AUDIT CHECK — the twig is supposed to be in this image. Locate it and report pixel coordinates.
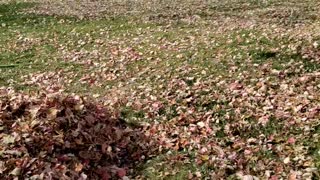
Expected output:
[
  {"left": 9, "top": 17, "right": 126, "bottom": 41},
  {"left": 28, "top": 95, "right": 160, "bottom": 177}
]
[{"left": 0, "top": 64, "right": 19, "bottom": 68}]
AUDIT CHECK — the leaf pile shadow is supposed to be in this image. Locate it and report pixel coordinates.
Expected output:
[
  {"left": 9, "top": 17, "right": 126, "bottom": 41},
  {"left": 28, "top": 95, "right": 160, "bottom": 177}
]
[{"left": 0, "top": 89, "right": 155, "bottom": 179}]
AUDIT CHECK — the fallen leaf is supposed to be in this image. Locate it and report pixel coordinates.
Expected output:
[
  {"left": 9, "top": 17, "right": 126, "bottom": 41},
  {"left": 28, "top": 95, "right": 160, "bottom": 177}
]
[
  {"left": 75, "top": 163, "right": 83, "bottom": 172},
  {"left": 117, "top": 168, "right": 126, "bottom": 178},
  {"left": 284, "top": 157, "right": 290, "bottom": 164},
  {"left": 2, "top": 135, "right": 15, "bottom": 144},
  {"left": 242, "top": 175, "right": 259, "bottom": 180},
  {"left": 9, "top": 167, "right": 21, "bottom": 176},
  {"left": 287, "top": 137, "right": 295, "bottom": 144},
  {"left": 288, "top": 172, "right": 297, "bottom": 180},
  {"left": 196, "top": 121, "right": 205, "bottom": 128}
]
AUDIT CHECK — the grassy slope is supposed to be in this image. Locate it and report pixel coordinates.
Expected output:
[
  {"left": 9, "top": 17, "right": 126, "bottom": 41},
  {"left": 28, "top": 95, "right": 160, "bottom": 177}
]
[{"left": 0, "top": 0, "right": 320, "bottom": 179}]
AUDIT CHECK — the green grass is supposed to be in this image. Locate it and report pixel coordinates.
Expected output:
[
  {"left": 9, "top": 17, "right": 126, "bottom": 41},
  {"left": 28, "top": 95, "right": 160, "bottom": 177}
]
[
  {"left": 1, "top": 0, "right": 320, "bottom": 179},
  {"left": 0, "top": 1, "right": 154, "bottom": 90},
  {"left": 140, "top": 152, "right": 211, "bottom": 179}
]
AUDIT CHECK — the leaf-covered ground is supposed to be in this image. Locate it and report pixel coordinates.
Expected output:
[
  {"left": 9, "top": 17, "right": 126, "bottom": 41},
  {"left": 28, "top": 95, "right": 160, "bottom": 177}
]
[{"left": 0, "top": 0, "right": 320, "bottom": 179}]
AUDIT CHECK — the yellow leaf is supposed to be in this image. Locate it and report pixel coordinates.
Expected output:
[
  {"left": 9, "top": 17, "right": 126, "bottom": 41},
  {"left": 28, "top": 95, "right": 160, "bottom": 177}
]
[
  {"left": 75, "top": 163, "right": 83, "bottom": 172},
  {"left": 48, "top": 108, "right": 58, "bottom": 120},
  {"left": 201, "top": 155, "right": 209, "bottom": 161}
]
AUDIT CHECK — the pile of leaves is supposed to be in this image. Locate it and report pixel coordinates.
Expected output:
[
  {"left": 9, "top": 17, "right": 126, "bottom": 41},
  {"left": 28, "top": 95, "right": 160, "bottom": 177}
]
[{"left": 0, "top": 89, "right": 153, "bottom": 179}]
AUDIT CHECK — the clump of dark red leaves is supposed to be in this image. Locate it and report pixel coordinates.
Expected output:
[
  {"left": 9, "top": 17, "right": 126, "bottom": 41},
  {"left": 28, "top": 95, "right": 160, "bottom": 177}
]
[{"left": 0, "top": 89, "right": 153, "bottom": 179}]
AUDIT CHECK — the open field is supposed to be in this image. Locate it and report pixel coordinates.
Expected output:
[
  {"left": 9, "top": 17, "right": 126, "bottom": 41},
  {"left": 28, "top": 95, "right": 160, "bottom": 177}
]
[{"left": 0, "top": 0, "right": 320, "bottom": 179}]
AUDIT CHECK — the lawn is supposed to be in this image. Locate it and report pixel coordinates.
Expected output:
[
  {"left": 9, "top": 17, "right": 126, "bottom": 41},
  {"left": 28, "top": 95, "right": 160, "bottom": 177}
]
[{"left": 0, "top": 0, "right": 320, "bottom": 179}]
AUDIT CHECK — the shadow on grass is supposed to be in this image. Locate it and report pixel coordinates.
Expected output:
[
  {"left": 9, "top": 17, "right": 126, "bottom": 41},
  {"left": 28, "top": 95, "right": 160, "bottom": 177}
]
[
  {"left": 0, "top": 1, "right": 77, "bottom": 27},
  {"left": 250, "top": 49, "right": 320, "bottom": 72},
  {"left": 0, "top": 2, "right": 41, "bottom": 25}
]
